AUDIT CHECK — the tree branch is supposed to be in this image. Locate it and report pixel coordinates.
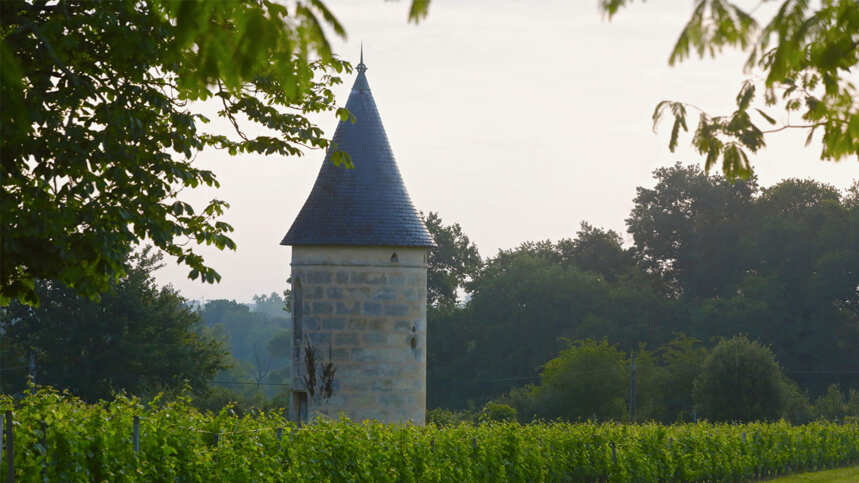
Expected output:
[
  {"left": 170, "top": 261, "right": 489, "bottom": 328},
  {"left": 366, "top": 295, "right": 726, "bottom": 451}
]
[{"left": 761, "top": 123, "right": 826, "bottom": 134}]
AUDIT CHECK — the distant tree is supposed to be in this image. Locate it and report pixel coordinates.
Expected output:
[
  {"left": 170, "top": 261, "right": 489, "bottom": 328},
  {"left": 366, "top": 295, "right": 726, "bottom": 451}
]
[
  {"left": 423, "top": 212, "right": 482, "bottom": 307},
  {"left": 199, "top": 298, "right": 291, "bottom": 395},
  {"left": 0, "top": 0, "right": 351, "bottom": 305},
  {"left": 425, "top": 407, "right": 476, "bottom": 426},
  {"left": 267, "top": 331, "right": 293, "bottom": 361},
  {"left": 496, "top": 336, "right": 714, "bottom": 424},
  {"left": 627, "top": 163, "right": 758, "bottom": 298},
  {"left": 600, "top": 0, "right": 859, "bottom": 177},
  {"left": 0, "top": 248, "right": 229, "bottom": 401},
  {"left": 781, "top": 379, "right": 815, "bottom": 424},
  {"left": 693, "top": 335, "right": 789, "bottom": 422},
  {"left": 477, "top": 402, "right": 517, "bottom": 423},
  {"left": 450, "top": 255, "right": 607, "bottom": 407},
  {"left": 653, "top": 335, "right": 709, "bottom": 422},
  {"left": 252, "top": 292, "right": 290, "bottom": 320},
  {"left": 265, "top": 330, "right": 293, "bottom": 388},
  {"left": 849, "top": 389, "right": 859, "bottom": 419},
  {"left": 0, "top": 331, "right": 26, "bottom": 394},
  {"left": 562, "top": 222, "right": 637, "bottom": 282},
  {"left": 191, "top": 385, "right": 292, "bottom": 416},
  {"left": 686, "top": 177, "right": 859, "bottom": 394},
  {"left": 428, "top": 234, "right": 674, "bottom": 410},
  {"left": 531, "top": 339, "right": 628, "bottom": 421},
  {"left": 813, "top": 384, "right": 849, "bottom": 422}
]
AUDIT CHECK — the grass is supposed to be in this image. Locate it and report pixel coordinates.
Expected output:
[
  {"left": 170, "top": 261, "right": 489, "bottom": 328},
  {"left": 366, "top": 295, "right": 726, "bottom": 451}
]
[{"left": 765, "top": 465, "right": 859, "bottom": 482}]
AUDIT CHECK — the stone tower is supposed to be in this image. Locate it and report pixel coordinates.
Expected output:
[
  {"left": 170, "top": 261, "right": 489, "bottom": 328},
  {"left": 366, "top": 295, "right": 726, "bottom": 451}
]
[{"left": 281, "top": 54, "right": 434, "bottom": 424}]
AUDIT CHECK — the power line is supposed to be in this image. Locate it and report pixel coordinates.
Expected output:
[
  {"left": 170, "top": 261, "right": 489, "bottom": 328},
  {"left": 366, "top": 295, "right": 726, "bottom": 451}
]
[
  {"left": 787, "top": 370, "right": 859, "bottom": 375},
  {"left": 211, "top": 380, "right": 291, "bottom": 387},
  {"left": 0, "top": 365, "right": 26, "bottom": 373}
]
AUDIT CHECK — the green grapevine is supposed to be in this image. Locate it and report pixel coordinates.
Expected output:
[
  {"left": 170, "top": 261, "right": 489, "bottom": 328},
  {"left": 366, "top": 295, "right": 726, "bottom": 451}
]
[{"left": 1, "top": 388, "right": 857, "bottom": 481}]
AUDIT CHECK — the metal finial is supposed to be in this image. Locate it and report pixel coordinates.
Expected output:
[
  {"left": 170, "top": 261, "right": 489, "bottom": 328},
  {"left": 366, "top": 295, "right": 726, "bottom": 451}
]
[{"left": 357, "top": 43, "right": 367, "bottom": 73}]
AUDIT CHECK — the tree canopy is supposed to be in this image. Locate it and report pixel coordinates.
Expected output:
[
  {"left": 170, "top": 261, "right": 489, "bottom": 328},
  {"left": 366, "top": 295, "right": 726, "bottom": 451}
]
[
  {"left": 423, "top": 211, "right": 482, "bottom": 307},
  {"left": 0, "top": 248, "right": 228, "bottom": 401},
  {"left": 600, "top": 0, "right": 859, "bottom": 177},
  {"left": 692, "top": 335, "right": 789, "bottom": 422},
  {"left": 531, "top": 339, "right": 629, "bottom": 421},
  {"left": 0, "top": 0, "right": 351, "bottom": 305},
  {"left": 198, "top": 297, "right": 291, "bottom": 392},
  {"left": 428, "top": 166, "right": 858, "bottom": 412}
]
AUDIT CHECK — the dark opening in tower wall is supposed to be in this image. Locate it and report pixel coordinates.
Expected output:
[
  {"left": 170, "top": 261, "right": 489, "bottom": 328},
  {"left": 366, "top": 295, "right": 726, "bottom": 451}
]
[
  {"left": 293, "top": 277, "right": 303, "bottom": 341},
  {"left": 292, "top": 390, "right": 308, "bottom": 424}
]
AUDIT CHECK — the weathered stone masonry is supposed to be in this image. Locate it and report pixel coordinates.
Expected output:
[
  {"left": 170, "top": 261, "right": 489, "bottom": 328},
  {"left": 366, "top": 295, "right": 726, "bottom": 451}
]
[{"left": 291, "top": 246, "right": 427, "bottom": 424}]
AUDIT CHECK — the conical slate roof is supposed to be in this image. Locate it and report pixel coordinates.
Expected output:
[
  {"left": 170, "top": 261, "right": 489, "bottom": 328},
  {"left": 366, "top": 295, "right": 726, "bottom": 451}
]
[{"left": 281, "top": 56, "right": 434, "bottom": 248}]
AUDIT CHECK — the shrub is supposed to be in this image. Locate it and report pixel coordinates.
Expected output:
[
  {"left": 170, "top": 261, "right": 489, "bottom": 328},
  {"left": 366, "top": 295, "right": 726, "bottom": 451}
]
[
  {"left": 692, "top": 335, "right": 788, "bottom": 422},
  {"left": 426, "top": 408, "right": 474, "bottom": 426},
  {"left": 478, "top": 402, "right": 517, "bottom": 423},
  {"left": 813, "top": 384, "right": 849, "bottom": 421},
  {"left": 531, "top": 339, "right": 628, "bottom": 421}
]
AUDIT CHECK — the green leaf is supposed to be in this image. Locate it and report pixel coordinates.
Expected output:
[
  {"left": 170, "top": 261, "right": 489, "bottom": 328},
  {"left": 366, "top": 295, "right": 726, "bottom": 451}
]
[
  {"left": 755, "top": 108, "right": 777, "bottom": 125},
  {"left": 652, "top": 100, "right": 671, "bottom": 131},
  {"left": 736, "top": 81, "right": 755, "bottom": 110},
  {"left": 805, "top": 126, "right": 817, "bottom": 147},
  {"left": 408, "top": 0, "right": 431, "bottom": 23}
]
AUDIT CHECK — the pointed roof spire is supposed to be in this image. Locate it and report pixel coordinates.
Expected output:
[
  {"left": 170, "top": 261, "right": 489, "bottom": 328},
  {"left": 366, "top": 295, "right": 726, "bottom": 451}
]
[
  {"left": 357, "top": 42, "right": 367, "bottom": 73},
  {"left": 281, "top": 53, "right": 434, "bottom": 248}
]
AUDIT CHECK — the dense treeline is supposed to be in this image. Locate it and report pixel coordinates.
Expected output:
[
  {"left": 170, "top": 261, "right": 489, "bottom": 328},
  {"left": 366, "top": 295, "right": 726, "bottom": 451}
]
[
  {"left": 428, "top": 164, "right": 859, "bottom": 419},
  {"left": 0, "top": 249, "right": 229, "bottom": 400},
  {"left": 0, "top": 249, "right": 292, "bottom": 410},
  {"left": 196, "top": 295, "right": 293, "bottom": 406}
]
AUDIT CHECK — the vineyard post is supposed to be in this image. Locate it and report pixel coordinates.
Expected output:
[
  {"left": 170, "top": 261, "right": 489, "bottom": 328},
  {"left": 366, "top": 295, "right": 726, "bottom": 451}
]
[
  {"left": 132, "top": 416, "right": 140, "bottom": 455},
  {"left": 39, "top": 421, "right": 45, "bottom": 479},
  {"left": 4, "top": 410, "right": 12, "bottom": 483},
  {"left": 27, "top": 353, "right": 34, "bottom": 384},
  {"left": 276, "top": 428, "right": 282, "bottom": 443},
  {"left": 610, "top": 441, "right": 617, "bottom": 465},
  {"left": 629, "top": 354, "right": 636, "bottom": 423}
]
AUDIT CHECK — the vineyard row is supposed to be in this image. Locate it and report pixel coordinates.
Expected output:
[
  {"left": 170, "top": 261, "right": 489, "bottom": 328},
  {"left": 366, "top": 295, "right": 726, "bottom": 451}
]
[{"left": 1, "top": 389, "right": 858, "bottom": 482}]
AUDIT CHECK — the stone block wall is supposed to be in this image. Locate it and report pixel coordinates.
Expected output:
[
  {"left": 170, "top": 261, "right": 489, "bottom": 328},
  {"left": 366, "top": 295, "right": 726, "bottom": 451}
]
[{"left": 290, "top": 246, "right": 427, "bottom": 424}]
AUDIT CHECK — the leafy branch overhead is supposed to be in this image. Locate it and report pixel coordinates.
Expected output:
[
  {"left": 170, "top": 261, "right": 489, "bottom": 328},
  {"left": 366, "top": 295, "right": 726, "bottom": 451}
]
[
  {"left": 603, "top": 0, "right": 859, "bottom": 177},
  {"left": 0, "top": 0, "right": 352, "bottom": 305}
]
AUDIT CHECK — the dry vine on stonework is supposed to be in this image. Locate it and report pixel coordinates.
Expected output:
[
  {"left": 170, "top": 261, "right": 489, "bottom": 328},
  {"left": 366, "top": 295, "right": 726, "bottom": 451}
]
[{"left": 302, "top": 338, "right": 336, "bottom": 401}]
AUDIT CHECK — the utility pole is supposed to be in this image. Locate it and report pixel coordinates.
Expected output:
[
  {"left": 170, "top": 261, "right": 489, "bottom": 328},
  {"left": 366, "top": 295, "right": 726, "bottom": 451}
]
[
  {"left": 629, "top": 353, "right": 637, "bottom": 423},
  {"left": 28, "top": 350, "right": 35, "bottom": 384}
]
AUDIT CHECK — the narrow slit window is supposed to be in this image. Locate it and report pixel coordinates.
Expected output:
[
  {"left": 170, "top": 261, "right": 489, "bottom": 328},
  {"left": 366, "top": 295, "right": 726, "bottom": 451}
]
[{"left": 293, "top": 278, "right": 303, "bottom": 341}]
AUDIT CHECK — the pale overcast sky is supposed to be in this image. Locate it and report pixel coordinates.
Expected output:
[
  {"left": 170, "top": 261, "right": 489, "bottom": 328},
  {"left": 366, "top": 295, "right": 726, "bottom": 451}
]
[{"left": 155, "top": 0, "right": 858, "bottom": 303}]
